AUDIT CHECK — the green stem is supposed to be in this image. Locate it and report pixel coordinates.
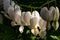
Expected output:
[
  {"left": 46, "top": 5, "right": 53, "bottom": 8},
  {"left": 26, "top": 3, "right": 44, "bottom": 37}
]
[
  {"left": 18, "top": 0, "right": 55, "bottom": 9},
  {"left": 48, "top": 0, "right": 49, "bottom": 8},
  {"left": 31, "top": 8, "right": 32, "bottom": 13},
  {"left": 55, "top": 0, "right": 56, "bottom": 7},
  {"left": 46, "top": 21, "right": 51, "bottom": 30}
]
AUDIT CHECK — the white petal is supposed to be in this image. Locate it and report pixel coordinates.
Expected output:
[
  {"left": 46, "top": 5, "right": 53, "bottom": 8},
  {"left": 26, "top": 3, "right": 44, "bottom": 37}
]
[
  {"left": 3, "top": 0, "right": 10, "bottom": 12},
  {"left": 19, "top": 26, "right": 24, "bottom": 33},
  {"left": 55, "top": 7, "right": 59, "bottom": 21},
  {"left": 49, "top": 6, "right": 55, "bottom": 21},
  {"left": 40, "top": 7, "right": 52, "bottom": 21},
  {"left": 39, "top": 18, "right": 47, "bottom": 30},
  {"left": 39, "top": 30, "right": 46, "bottom": 38},
  {"left": 11, "top": 21, "right": 17, "bottom": 26},
  {"left": 31, "top": 29, "right": 34, "bottom": 34},
  {"left": 30, "top": 17, "right": 38, "bottom": 29},
  {"left": 15, "top": 5, "right": 20, "bottom": 10},
  {"left": 7, "top": 6, "right": 14, "bottom": 19},
  {"left": 10, "top": 1, "right": 15, "bottom": 7},
  {"left": 23, "top": 11, "right": 31, "bottom": 25},
  {"left": 32, "top": 10, "right": 41, "bottom": 19},
  {"left": 15, "top": 5, "right": 21, "bottom": 16},
  {"left": 21, "top": 12, "right": 26, "bottom": 25},
  {"left": 31, "top": 28, "right": 39, "bottom": 36},
  {"left": 40, "top": 7, "right": 48, "bottom": 21},
  {"left": 14, "top": 14, "right": 21, "bottom": 25}
]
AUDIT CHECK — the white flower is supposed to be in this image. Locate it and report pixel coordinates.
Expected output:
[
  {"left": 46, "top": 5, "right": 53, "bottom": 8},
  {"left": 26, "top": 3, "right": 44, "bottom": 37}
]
[
  {"left": 14, "top": 5, "right": 21, "bottom": 25},
  {"left": 19, "top": 26, "right": 24, "bottom": 33},
  {"left": 31, "top": 28, "right": 39, "bottom": 36},
  {"left": 23, "top": 11, "right": 31, "bottom": 25},
  {"left": 15, "top": 5, "right": 21, "bottom": 16},
  {"left": 21, "top": 11, "right": 31, "bottom": 26},
  {"left": 39, "top": 17, "right": 47, "bottom": 38},
  {"left": 30, "top": 17, "right": 39, "bottom": 29},
  {"left": 30, "top": 11, "right": 41, "bottom": 35},
  {"left": 40, "top": 7, "right": 55, "bottom": 30},
  {"left": 3, "top": 0, "right": 10, "bottom": 12},
  {"left": 10, "top": 1, "right": 15, "bottom": 7},
  {"left": 21, "top": 11, "right": 26, "bottom": 25},
  {"left": 7, "top": 6, "right": 15, "bottom": 19},
  {"left": 50, "top": 7, "right": 59, "bottom": 31},
  {"left": 3, "top": 0, "right": 15, "bottom": 20},
  {"left": 30, "top": 11, "right": 41, "bottom": 28},
  {"left": 53, "top": 7, "right": 59, "bottom": 21},
  {"left": 32, "top": 10, "right": 41, "bottom": 19},
  {"left": 39, "top": 18, "right": 47, "bottom": 31},
  {"left": 40, "top": 7, "right": 53, "bottom": 21}
]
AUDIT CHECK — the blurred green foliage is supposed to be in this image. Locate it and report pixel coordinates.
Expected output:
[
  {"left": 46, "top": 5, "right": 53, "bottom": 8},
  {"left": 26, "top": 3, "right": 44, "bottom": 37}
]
[{"left": 0, "top": 0, "right": 60, "bottom": 40}]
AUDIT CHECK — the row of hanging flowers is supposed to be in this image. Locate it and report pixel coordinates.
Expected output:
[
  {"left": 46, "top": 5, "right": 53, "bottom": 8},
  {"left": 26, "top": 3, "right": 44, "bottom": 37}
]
[{"left": 1, "top": 0, "right": 59, "bottom": 38}]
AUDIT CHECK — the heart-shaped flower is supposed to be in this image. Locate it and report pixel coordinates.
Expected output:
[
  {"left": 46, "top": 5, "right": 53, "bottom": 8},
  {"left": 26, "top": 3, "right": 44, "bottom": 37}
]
[
  {"left": 40, "top": 7, "right": 54, "bottom": 21},
  {"left": 40, "top": 7, "right": 57, "bottom": 30},
  {"left": 52, "top": 7, "right": 59, "bottom": 30},
  {"left": 30, "top": 11, "right": 41, "bottom": 35},
  {"left": 23, "top": 11, "right": 31, "bottom": 26},
  {"left": 11, "top": 5, "right": 21, "bottom": 26}
]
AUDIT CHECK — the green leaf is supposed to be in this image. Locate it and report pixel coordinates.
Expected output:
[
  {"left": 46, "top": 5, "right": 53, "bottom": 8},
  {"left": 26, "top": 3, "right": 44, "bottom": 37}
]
[
  {"left": 26, "top": 30, "right": 30, "bottom": 34},
  {"left": 50, "top": 35, "right": 59, "bottom": 40}
]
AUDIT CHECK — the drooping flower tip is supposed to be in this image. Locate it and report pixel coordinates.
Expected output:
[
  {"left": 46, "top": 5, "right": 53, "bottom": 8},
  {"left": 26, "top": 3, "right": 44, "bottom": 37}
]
[{"left": 19, "top": 26, "right": 24, "bottom": 33}]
